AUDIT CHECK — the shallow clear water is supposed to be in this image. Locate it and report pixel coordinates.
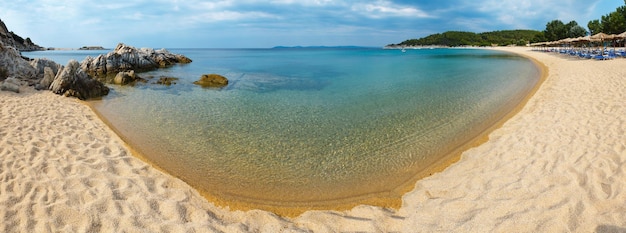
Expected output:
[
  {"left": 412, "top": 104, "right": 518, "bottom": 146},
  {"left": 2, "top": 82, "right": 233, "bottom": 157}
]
[{"left": 25, "top": 48, "right": 540, "bottom": 207}]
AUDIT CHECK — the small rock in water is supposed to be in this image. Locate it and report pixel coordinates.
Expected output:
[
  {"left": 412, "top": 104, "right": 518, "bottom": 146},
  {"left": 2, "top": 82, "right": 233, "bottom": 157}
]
[
  {"left": 154, "top": 76, "right": 179, "bottom": 86},
  {"left": 193, "top": 74, "right": 228, "bottom": 88},
  {"left": 113, "top": 70, "right": 137, "bottom": 85}
]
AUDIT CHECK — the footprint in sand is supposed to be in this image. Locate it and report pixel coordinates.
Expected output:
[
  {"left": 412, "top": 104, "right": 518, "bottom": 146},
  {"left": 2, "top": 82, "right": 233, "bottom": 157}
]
[{"left": 31, "top": 140, "right": 46, "bottom": 148}]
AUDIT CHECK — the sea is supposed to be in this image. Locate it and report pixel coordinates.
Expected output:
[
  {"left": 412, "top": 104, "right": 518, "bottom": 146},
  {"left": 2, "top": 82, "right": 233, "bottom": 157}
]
[{"left": 23, "top": 47, "right": 540, "bottom": 210}]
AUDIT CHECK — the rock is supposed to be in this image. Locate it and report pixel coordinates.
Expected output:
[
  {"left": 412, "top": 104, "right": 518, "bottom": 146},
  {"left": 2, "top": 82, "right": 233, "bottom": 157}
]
[
  {"left": 113, "top": 70, "right": 137, "bottom": 85},
  {"left": 80, "top": 43, "right": 192, "bottom": 76},
  {"left": 36, "top": 67, "right": 56, "bottom": 90},
  {"left": 30, "top": 58, "right": 62, "bottom": 78},
  {"left": 30, "top": 58, "right": 63, "bottom": 88},
  {"left": 50, "top": 59, "right": 109, "bottom": 100},
  {"left": 0, "top": 41, "right": 38, "bottom": 82},
  {"left": 1, "top": 77, "right": 21, "bottom": 93},
  {"left": 154, "top": 76, "right": 178, "bottom": 86},
  {"left": 0, "top": 18, "right": 43, "bottom": 51},
  {"left": 193, "top": 74, "right": 228, "bottom": 88}
]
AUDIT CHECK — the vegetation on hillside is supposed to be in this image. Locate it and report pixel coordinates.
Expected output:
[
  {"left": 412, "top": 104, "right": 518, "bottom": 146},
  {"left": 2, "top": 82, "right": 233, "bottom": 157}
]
[
  {"left": 390, "top": 1, "right": 626, "bottom": 47},
  {"left": 391, "top": 30, "right": 544, "bottom": 47}
]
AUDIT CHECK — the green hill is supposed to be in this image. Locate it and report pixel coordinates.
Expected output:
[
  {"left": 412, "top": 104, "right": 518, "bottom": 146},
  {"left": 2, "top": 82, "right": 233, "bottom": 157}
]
[{"left": 390, "top": 30, "right": 545, "bottom": 47}]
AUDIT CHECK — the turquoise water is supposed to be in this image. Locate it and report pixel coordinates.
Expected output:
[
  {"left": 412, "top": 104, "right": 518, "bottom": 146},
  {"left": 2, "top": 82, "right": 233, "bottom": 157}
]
[{"left": 24, "top": 48, "right": 540, "bottom": 207}]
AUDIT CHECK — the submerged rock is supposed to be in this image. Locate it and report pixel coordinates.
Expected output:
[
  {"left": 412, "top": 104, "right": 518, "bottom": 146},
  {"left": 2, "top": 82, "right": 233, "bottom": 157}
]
[
  {"left": 194, "top": 74, "right": 228, "bottom": 88},
  {"left": 50, "top": 60, "right": 109, "bottom": 100},
  {"left": 154, "top": 76, "right": 179, "bottom": 86},
  {"left": 80, "top": 43, "right": 192, "bottom": 76}
]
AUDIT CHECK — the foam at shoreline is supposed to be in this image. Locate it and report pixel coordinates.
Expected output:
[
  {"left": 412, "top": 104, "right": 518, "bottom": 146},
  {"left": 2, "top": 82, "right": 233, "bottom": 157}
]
[{"left": 1, "top": 47, "right": 624, "bottom": 232}]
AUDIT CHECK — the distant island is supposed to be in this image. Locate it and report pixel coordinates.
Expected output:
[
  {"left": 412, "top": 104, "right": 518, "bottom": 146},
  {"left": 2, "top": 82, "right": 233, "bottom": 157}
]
[{"left": 79, "top": 46, "right": 107, "bottom": 50}]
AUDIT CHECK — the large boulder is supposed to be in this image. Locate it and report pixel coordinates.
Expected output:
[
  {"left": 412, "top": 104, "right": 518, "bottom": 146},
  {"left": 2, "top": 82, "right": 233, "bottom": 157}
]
[
  {"left": 50, "top": 59, "right": 109, "bottom": 100},
  {"left": 193, "top": 74, "right": 228, "bottom": 88},
  {"left": 80, "top": 43, "right": 192, "bottom": 76}
]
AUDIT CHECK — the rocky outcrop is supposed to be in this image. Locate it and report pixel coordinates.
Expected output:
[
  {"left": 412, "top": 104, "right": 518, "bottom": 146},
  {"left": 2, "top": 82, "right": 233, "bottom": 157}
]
[
  {"left": 30, "top": 58, "right": 63, "bottom": 88},
  {"left": 193, "top": 74, "right": 229, "bottom": 88},
  {"left": 50, "top": 60, "right": 109, "bottom": 100},
  {"left": 0, "top": 41, "right": 37, "bottom": 83},
  {"left": 0, "top": 19, "right": 43, "bottom": 51},
  {"left": 30, "top": 58, "right": 62, "bottom": 77},
  {"left": 80, "top": 43, "right": 192, "bottom": 76},
  {"left": 0, "top": 21, "right": 108, "bottom": 99}
]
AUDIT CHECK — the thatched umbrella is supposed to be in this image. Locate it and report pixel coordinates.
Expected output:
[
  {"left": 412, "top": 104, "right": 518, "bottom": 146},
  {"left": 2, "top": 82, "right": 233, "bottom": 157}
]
[
  {"left": 616, "top": 31, "right": 626, "bottom": 53},
  {"left": 590, "top": 33, "right": 616, "bottom": 54}
]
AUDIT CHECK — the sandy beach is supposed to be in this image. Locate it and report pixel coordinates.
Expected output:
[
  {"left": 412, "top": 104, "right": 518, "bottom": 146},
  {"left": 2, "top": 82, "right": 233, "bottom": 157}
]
[{"left": 1, "top": 47, "right": 624, "bottom": 232}]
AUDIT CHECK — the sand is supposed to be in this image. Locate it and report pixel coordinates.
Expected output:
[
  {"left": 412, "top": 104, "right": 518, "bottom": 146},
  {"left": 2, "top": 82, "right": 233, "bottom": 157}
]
[{"left": 1, "top": 47, "right": 624, "bottom": 232}]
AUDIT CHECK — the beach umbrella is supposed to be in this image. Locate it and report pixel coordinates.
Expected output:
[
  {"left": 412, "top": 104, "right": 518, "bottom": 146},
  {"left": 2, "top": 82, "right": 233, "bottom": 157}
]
[
  {"left": 591, "top": 32, "right": 615, "bottom": 41},
  {"left": 615, "top": 32, "right": 626, "bottom": 49},
  {"left": 590, "top": 33, "right": 614, "bottom": 54}
]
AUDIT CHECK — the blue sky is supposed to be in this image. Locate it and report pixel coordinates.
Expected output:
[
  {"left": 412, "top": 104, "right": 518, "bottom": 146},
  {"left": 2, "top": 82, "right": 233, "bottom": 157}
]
[{"left": 1, "top": 0, "right": 623, "bottom": 48}]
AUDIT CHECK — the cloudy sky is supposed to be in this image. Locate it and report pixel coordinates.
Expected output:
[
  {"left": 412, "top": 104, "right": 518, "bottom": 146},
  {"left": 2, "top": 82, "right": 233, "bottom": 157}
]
[{"left": 1, "top": 0, "right": 623, "bottom": 48}]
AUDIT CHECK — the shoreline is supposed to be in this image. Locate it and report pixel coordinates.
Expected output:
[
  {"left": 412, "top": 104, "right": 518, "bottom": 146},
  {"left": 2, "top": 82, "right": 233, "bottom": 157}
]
[
  {"left": 1, "top": 47, "right": 624, "bottom": 232},
  {"left": 84, "top": 48, "right": 544, "bottom": 217}
]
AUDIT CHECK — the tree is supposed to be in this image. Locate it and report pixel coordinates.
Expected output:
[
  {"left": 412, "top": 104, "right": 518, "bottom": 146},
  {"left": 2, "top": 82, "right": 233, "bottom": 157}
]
[
  {"left": 601, "top": 10, "right": 626, "bottom": 34},
  {"left": 563, "top": 21, "right": 587, "bottom": 38},
  {"left": 568, "top": 25, "right": 587, "bottom": 38},
  {"left": 588, "top": 19, "right": 603, "bottom": 35},
  {"left": 565, "top": 20, "right": 579, "bottom": 30},
  {"left": 544, "top": 20, "right": 567, "bottom": 41}
]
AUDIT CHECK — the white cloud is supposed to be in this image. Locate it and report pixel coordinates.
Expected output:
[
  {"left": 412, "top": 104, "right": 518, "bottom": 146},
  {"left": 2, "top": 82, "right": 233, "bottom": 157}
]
[
  {"left": 1, "top": 0, "right": 621, "bottom": 48},
  {"left": 352, "top": 0, "right": 432, "bottom": 19},
  {"left": 470, "top": 0, "right": 603, "bottom": 29}
]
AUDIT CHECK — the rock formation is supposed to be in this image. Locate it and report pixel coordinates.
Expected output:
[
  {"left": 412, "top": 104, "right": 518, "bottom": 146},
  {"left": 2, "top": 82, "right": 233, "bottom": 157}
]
[
  {"left": 193, "top": 74, "right": 229, "bottom": 88},
  {"left": 49, "top": 60, "right": 109, "bottom": 100},
  {"left": 30, "top": 58, "right": 63, "bottom": 88},
  {"left": 0, "top": 19, "right": 43, "bottom": 51},
  {"left": 0, "top": 41, "right": 37, "bottom": 82},
  {"left": 80, "top": 43, "right": 192, "bottom": 76},
  {"left": 0, "top": 20, "right": 109, "bottom": 100}
]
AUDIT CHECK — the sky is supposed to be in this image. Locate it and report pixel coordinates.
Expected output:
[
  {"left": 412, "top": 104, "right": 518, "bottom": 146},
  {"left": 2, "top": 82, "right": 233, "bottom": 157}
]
[{"left": 1, "top": 0, "right": 624, "bottom": 48}]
